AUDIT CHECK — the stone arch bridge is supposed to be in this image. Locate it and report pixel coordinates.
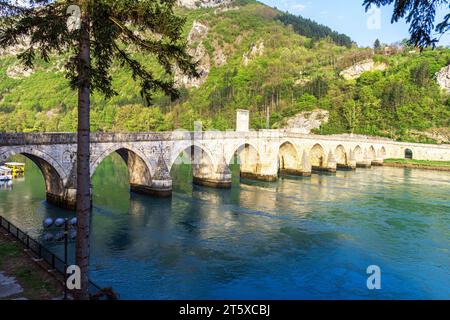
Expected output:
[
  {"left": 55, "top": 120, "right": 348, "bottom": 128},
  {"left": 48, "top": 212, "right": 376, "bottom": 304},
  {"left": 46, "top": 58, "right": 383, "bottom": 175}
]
[{"left": 1, "top": 130, "right": 449, "bottom": 210}]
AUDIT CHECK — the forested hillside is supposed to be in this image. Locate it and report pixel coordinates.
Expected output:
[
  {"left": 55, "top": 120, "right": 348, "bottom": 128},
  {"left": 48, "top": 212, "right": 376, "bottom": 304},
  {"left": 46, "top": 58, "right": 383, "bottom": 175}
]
[{"left": 0, "top": 0, "right": 449, "bottom": 143}]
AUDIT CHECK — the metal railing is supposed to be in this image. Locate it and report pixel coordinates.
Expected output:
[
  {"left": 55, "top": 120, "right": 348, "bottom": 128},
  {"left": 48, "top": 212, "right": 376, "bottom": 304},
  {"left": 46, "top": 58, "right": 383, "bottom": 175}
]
[{"left": 0, "top": 215, "right": 103, "bottom": 297}]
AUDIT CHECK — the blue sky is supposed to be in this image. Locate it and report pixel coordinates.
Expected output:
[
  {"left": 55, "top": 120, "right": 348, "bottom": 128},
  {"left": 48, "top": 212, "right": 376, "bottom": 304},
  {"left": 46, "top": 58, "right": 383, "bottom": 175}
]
[{"left": 259, "top": 0, "right": 450, "bottom": 47}]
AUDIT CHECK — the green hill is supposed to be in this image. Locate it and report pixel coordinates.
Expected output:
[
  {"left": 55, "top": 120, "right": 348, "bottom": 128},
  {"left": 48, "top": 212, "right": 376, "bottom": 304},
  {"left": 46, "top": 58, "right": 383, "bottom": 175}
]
[{"left": 0, "top": 0, "right": 449, "bottom": 143}]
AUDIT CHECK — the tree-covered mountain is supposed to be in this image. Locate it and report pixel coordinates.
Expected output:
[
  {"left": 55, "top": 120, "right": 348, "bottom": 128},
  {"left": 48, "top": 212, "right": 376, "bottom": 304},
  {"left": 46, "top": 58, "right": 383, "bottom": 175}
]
[
  {"left": 0, "top": 0, "right": 449, "bottom": 143},
  {"left": 276, "top": 12, "right": 353, "bottom": 48}
]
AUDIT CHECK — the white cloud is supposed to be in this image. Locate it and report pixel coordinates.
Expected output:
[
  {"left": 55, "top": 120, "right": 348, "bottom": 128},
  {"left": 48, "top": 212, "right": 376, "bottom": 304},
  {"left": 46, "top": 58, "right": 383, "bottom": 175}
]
[{"left": 291, "top": 4, "right": 306, "bottom": 12}]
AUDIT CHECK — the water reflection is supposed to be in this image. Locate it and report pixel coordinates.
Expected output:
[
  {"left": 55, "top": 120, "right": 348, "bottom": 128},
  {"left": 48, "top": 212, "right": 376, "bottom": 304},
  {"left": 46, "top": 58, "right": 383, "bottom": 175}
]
[{"left": 0, "top": 154, "right": 449, "bottom": 299}]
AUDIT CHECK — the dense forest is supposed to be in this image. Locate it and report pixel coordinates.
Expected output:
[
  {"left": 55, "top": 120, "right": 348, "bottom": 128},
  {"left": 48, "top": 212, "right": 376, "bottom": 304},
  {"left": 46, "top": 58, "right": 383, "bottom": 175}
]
[
  {"left": 0, "top": 0, "right": 449, "bottom": 143},
  {"left": 276, "top": 12, "right": 353, "bottom": 48}
]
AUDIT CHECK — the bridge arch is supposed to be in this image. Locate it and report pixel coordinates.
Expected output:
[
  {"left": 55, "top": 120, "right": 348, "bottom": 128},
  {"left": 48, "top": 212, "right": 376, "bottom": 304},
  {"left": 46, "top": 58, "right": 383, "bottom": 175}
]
[
  {"left": 405, "top": 148, "right": 413, "bottom": 159},
  {"left": 0, "top": 147, "right": 66, "bottom": 204},
  {"left": 278, "top": 141, "right": 301, "bottom": 175},
  {"left": 310, "top": 144, "right": 326, "bottom": 169},
  {"left": 169, "top": 141, "right": 216, "bottom": 173},
  {"left": 353, "top": 146, "right": 363, "bottom": 162},
  {"left": 380, "top": 146, "right": 387, "bottom": 158},
  {"left": 335, "top": 145, "right": 348, "bottom": 166},
  {"left": 170, "top": 144, "right": 216, "bottom": 178},
  {"left": 229, "top": 143, "right": 262, "bottom": 179},
  {"left": 368, "top": 146, "right": 376, "bottom": 161},
  {"left": 90, "top": 145, "right": 153, "bottom": 188}
]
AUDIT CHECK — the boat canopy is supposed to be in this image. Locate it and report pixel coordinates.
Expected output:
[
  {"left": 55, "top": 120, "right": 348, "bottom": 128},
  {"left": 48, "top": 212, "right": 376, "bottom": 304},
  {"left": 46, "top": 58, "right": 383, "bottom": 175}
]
[
  {"left": 0, "top": 166, "right": 12, "bottom": 173},
  {"left": 5, "top": 162, "right": 25, "bottom": 167}
]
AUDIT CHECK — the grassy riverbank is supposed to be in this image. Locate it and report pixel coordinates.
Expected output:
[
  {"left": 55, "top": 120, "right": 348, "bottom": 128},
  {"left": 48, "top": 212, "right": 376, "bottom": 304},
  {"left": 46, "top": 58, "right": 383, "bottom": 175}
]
[
  {"left": 0, "top": 232, "right": 63, "bottom": 300},
  {"left": 383, "top": 159, "right": 450, "bottom": 171}
]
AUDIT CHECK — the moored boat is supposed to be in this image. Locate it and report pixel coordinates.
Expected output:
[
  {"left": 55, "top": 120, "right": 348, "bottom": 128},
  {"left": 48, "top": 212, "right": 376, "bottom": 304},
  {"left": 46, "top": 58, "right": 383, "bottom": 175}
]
[
  {"left": 0, "top": 166, "right": 13, "bottom": 181},
  {"left": 4, "top": 162, "right": 25, "bottom": 177}
]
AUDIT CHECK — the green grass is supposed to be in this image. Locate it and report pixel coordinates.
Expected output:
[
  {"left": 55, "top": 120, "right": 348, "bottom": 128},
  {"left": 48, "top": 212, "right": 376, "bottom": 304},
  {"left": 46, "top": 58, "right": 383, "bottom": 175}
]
[
  {"left": 15, "top": 267, "right": 56, "bottom": 294},
  {"left": 0, "top": 235, "right": 61, "bottom": 299},
  {"left": 384, "top": 158, "right": 450, "bottom": 167},
  {"left": 0, "top": 242, "right": 21, "bottom": 267}
]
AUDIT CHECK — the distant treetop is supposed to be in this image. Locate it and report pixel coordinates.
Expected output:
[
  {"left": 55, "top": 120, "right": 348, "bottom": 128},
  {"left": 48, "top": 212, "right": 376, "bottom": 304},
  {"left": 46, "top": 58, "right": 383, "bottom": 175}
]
[{"left": 276, "top": 12, "right": 354, "bottom": 48}]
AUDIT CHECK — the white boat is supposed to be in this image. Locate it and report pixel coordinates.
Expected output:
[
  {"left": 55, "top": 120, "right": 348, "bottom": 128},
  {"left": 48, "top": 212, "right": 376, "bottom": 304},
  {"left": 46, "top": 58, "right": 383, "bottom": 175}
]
[{"left": 0, "top": 166, "right": 13, "bottom": 181}]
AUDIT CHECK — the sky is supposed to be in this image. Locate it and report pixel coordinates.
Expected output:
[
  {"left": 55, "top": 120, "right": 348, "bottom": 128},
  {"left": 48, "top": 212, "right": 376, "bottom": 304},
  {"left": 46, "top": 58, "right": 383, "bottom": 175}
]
[{"left": 260, "top": 0, "right": 450, "bottom": 47}]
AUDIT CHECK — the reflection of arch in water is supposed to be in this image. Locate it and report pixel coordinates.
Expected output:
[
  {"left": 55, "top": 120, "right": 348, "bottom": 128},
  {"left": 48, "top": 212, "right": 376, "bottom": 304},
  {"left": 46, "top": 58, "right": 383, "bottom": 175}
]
[
  {"left": 310, "top": 144, "right": 326, "bottom": 170},
  {"left": 278, "top": 141, "right": 301, "bottom": 175},
  {"left": 405, "top": 148, "right": 413, "bottom": 159}
]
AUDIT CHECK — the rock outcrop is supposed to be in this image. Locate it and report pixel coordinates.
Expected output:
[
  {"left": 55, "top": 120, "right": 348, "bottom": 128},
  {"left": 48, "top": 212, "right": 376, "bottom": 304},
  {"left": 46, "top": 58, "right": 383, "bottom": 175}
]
[
  {"left": 187, "top": 20, "right": 209, "bottom": 43},
  {"left": 213, "top": 44, "right": 227, "bottom": 67},
  {"left": 0, "top": 36, "right": 31, "bottom": 56},
  {"left": 6, "top": 64, "right": 34, "bottom": 79},
  {"left": 175, "top": 21, "right": 210, "bottom": 88},
  {"left": 177, "top": 0, "right": 232, "bottom": 9},
  {"left": 280, "top": 109, "right": 329, "bottom": 134},
  {"left": 243, "top": 41, "right": 264, "bottom": 66},
  {"left": 340, "top": 59, "right": 387, "bottom": 80},
  {"left": 436, "top": 65, "right": 450, "bottom": 92}
]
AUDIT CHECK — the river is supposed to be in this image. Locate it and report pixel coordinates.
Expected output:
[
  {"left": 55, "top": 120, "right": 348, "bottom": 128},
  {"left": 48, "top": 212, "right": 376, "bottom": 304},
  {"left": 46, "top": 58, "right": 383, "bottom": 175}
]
[{"left": 0, "top": 154, "right": 449, "bottom": 299}]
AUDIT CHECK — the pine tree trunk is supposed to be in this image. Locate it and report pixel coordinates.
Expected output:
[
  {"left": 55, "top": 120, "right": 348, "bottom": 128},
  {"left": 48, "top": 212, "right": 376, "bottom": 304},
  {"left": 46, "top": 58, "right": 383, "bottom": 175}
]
[{"left": 74, "top": 1, "right": 91, "bottom": 300}]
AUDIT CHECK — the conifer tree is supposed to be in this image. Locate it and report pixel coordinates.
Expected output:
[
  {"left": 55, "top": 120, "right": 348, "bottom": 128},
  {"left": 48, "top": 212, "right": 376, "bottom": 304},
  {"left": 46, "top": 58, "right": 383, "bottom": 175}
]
[{"left": 0, "top": 0, "right": 198, "bottom": 299}]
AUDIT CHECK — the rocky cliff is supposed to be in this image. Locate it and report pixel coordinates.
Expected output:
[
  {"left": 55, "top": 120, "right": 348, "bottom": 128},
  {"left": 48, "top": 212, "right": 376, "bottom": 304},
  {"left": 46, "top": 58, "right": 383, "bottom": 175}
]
[
  {"left": 279, "top": 109, "right": 329, "bottom": 134},
  {"left": 436, "top": 65, "right": 450, "bottom": 92},
  {"left": 340, "top": 59, "right": 387, "bottom": 80},
  {"left": 177, "top": 0, "right": 232, "bottom": 9}
]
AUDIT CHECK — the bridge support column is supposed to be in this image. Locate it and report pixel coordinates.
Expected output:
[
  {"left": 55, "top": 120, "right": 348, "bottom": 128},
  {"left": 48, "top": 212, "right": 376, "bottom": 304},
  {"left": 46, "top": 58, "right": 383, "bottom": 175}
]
[
  {"left": 357, "top": 152, "right": 372, "bottom": 168},
  {"left": 348, "top": 150, "right": 357, "bottom": 170},
  {"left": 193, "top": 157, "right": 232, "bottom": 189},
  {"left": 299, "top": 151, "right": 312, "bottom": 176},
  {"left": 130, "top": 180, "right": 172, "bottom": 198},
  {"left": 241, "top": 162, "right": 278, "bottom": 182},
  {"left": 241, "top": 171, "right": 278, "bottom": 182},
  {"left": 128, "top": 153, "right": 172, "bottom": 197},
  {"left": 338, "top": 150, "right": 356, "bottom": 171},
  {"left": 326, "top": 151, "right": 337, "bottom": 173},
  {"left": 241, "top": 155, "right": 278, "bottom": 182},
  {"left": 371, "top": 158, "right": 384, "bottom": 166},
  {"left": 46, "top": 188, "right": 77, "bottom": 211},
  {"left": 279, "top": 151, "right": 312, "bottom": 177}
]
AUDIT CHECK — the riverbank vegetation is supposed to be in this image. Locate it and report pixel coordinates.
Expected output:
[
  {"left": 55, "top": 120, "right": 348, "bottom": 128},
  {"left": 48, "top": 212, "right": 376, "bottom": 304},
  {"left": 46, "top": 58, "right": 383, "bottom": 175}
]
[
  {"left": 384, "top": 158, "right": 450, "bottom": 169},
  {"left": 0, "top": 0, "right": 449, "bottom": 143},
  {"left": 0, "top": 232, "right": 63, "bottom": 299}
]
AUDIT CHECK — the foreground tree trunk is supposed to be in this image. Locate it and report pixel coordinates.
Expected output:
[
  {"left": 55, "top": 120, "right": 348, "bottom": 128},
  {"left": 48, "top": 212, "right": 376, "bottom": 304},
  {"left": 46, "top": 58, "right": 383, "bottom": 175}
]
[{"left": 74, "top": 1, "right": 91, "bottom": 301}]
